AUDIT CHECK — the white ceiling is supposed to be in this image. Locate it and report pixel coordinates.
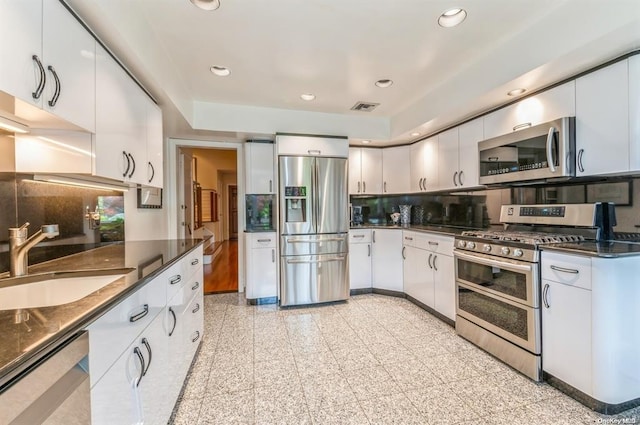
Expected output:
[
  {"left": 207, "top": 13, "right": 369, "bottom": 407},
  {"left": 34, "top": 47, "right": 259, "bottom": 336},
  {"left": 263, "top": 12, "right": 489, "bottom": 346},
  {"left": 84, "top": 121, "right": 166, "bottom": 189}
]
[{"left": 66, "top": 0, "right": 640, "bottom": 145}]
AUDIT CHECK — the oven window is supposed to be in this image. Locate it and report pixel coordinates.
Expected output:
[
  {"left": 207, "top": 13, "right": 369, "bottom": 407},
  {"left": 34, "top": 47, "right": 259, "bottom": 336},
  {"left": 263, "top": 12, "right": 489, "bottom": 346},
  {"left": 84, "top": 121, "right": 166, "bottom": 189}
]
[
  {"left": 457, "top": 258, "right": 528, "bottom": 301},
  {"left": 458, "top": 286, "right": 529, "bottom": 341}
]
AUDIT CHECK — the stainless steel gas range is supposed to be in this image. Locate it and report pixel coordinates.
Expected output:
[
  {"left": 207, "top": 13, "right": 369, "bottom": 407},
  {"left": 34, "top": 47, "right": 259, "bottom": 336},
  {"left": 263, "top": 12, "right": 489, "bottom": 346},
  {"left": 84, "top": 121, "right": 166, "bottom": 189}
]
[{"left": 453, "top": 203, "right": 615, "bottom": 381}]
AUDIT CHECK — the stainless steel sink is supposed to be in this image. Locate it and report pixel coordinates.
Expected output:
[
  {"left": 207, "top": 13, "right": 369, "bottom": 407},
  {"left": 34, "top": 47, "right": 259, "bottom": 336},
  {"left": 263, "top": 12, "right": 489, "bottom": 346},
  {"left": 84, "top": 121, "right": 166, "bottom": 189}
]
[{"left": 0, "top": 268, "right": 134, "bottom": 310}]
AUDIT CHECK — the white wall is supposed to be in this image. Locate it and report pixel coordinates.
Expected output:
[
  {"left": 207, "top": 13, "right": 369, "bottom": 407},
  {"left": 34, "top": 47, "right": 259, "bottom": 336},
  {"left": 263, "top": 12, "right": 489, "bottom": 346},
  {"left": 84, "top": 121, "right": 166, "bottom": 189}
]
[{"left": 124, "top": 188, "right": 169, "bottom": 240}]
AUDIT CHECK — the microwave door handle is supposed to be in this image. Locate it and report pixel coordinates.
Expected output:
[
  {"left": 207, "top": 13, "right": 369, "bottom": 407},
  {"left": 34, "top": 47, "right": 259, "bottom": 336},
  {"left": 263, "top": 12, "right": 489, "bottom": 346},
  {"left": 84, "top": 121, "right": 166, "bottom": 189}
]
[
  {"left": 547, "top": 126, "right": 556, "bottom": 173},
  {"left": 454, "top": 250, "right": 533, "bottom": 273}
]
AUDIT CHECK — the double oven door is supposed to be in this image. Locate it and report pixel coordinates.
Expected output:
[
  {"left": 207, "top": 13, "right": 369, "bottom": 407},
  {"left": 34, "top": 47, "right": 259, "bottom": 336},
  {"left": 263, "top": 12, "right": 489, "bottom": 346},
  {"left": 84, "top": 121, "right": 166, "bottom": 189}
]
[{"left": 454, "top": 249, "right": 541, "bottom": 354}]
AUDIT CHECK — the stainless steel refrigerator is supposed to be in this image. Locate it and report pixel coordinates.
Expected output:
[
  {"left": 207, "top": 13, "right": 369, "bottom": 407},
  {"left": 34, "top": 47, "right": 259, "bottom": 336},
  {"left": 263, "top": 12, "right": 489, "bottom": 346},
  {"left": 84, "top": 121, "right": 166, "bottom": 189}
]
[{"left": 279, "top": 156, "right": 349, "bottom": 306}]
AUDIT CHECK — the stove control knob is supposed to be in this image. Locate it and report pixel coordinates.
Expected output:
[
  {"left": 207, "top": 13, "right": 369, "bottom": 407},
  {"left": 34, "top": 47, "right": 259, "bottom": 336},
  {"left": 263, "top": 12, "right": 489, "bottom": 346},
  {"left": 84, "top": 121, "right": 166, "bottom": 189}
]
[
  {"left": 501, "top": 247, "right": 511, "bottom": 255},
  {"left": 513, "top": 248, "right": 524, "bottom": 258},
  {"left": 466, "top": 241, "right": 476, "bottom": 249},
  {"left": 458, "top": 240, "right": 466, "bottom": 248},
  {"left": 483, "top": 244, "right": 492, "bottom": 252}
]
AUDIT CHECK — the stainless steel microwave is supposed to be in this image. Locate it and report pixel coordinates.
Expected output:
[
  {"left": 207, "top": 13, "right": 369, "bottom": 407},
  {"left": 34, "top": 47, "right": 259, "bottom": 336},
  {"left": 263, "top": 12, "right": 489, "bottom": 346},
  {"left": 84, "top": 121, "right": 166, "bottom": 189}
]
[{"left": 478, "top": 117, "right": 575, "bottom": 185}]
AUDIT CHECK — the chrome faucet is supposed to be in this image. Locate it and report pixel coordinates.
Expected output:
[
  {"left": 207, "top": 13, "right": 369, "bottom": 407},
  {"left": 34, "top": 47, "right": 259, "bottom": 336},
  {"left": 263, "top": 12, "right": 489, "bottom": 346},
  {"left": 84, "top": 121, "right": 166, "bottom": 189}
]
[{"left": 9, "top": 222, "right": 59, "bottom": 277}]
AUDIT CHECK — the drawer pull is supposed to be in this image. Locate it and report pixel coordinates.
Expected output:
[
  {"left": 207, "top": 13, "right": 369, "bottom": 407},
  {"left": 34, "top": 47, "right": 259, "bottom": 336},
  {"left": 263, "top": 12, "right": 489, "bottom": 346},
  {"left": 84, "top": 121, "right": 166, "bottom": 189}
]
[
  {"left": 550, "top": 265, "right": 579, "bottom": 274},
  {"left": 428, "top": 241, "right": 439, "bottom": 246},
  {"left": 353, "top": 235, "right": 365, "bottom": 239},
  {"left": 308, "top": 150, "right": 321, "bottom": 155},
  {"left": 129, "top": 304, "right": 149, "bottom": 323},
  {"left": 191, "top": 258, "right": 199, "bottom": 266},
  {"left": 168, "top": 307, "right": 177, "bottom": 337},
  {"left": 169, "top": 275, "right": 182, "bottom": 285},
  {"left": 141, "top": 338, "right": 152, "bottom": 376},
  {"left": 192, "top": 303, "right": 200, "bottom": 314},
  {"left": 513, "top": 122, "right": 532, "bottom": 132},
  {"left": 404, "top": 237, "right": 413, "bottom": 241},
  {"left": 257, "top": 239, "right": 272, "bottom": 243},
  {"left": 192, "top": 331, "right": 201, "bottom": 343},
  {"left": 192, "top": 281, "right": 200, "bottom": 291},
  {"left": 134, "top": 347, "right": 145, "bottom": 387}
]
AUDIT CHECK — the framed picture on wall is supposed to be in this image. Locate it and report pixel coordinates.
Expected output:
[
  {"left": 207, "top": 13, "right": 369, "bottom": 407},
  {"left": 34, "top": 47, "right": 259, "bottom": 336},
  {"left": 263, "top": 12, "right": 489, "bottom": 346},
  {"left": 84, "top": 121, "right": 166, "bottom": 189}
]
[{"left": 137, "top": 186, "right": 163, "bottom": 209}]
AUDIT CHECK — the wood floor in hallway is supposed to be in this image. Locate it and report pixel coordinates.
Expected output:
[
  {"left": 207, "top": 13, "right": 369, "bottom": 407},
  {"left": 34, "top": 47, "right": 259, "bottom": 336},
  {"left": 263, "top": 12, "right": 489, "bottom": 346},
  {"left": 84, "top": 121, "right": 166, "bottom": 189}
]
[{"left": 203, "top": 240, "right": 238, "bottom": 294}]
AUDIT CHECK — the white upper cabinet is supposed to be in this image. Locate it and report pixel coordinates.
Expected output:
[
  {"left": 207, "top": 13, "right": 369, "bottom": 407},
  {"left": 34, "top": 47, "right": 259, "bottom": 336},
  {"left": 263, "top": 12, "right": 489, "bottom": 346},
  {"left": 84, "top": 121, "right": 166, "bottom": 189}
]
[
  {"left": 484, "top": 81, "right": 575, "bottom": 140},
  {"left": 457, "top": 118, "right": 484, "bottom": 188},
  {"left": 277, "top": 135, "right": 348, "bottom": 157},
  {"left": 382, "top": 145, "right": 410, "bottom": 194},
  {"left": 437, "top": 128, "right": 459, "bottom": 190},
  {"left": 0, "top": 0, "right": 96, "bottom": 132},
  {"left": 94, "top": 44, "right": 147, "bottom": 184},
  {"left": 410, "top": 138, "right": 438, "bottom": 192},
  {"left": 245, "top": 142, "right": 275, "bottom": 194},
  {"left": 145, "top": 99, "right": 163, "bottom": 188},
  {"left": 349, "top": 147, "right": 382, "bottom": 195},
  {"left": 409, "top": 142, "right": 425, "bottom": 192},
  {"left": 42, "top": 0, "right": 95, "bottom": 132},
  {"left": 630, "top": 55, "right": 640, "bottom": 172},
  {"left": 0, "top": 0, "right": 42, "bottom": 108},
  {"left": 575, "top": 60, "right": 629, "bottom": 176}
]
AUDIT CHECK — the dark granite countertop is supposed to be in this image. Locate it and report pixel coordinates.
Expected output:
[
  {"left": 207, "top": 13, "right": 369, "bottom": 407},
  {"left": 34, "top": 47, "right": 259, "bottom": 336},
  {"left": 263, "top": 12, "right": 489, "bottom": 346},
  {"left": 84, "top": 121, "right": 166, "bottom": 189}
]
[
  {"left": 541, "top": 241, "right": 640, "bottom": 258},
  {"left": 0, "top": 239, "right": 203, "bottom": 390},
  {"left": 350, "top": 223, "right": 483, "bottom": 236}
]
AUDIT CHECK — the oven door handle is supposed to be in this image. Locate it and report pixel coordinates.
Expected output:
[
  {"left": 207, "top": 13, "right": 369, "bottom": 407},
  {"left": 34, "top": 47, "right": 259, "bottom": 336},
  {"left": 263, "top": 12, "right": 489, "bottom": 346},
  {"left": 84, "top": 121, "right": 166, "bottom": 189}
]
[{"left": 454, "top": 250, "right": 533, "bottom": 273}]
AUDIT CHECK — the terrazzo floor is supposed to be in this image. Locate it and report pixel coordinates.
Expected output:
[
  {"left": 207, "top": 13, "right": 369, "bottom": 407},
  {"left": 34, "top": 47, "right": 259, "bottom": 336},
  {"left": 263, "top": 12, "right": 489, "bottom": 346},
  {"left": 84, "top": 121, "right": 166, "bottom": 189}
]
[{"left": 170, "top": 293, "right": 639, "bottom": 425}]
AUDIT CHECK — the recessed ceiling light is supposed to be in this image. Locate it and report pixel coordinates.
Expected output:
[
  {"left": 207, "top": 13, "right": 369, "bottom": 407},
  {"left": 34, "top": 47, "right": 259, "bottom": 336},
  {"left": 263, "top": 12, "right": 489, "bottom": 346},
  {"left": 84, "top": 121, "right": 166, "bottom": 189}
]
[
  {"left": 300, "top": 93, "right": 316, "bottom": 101},
  {"left": 190, "top": 0, "right": 220, "bottom": 11},
  {"left": 210, "top": 66, "right": 230, "bottom": 76},
  {"left": 375, "top": 79, "right": 393, "bottom": 88},
  {"left": 361, "top": 140, "right": 371, "bottom": 144},
  {"left": 438, "top": 8, "right": 467, "bottom": 27},
  {"left": 507, "top": 88, "right": 527, "bottom": 96},
  {"left": 410, "top": 132, "right": 421, "bottom": 137}
]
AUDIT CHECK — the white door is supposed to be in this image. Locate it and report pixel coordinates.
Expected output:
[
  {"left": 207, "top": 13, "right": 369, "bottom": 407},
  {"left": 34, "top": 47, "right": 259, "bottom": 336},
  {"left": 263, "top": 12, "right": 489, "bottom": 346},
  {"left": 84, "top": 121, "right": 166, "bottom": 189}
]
[
  {"left": 422, "top": 137, "right": 439, "bottom": 191},
  {"left": 575, "top": 60, "right": 629, "bottom": 176},
  {"left": 438, "top": 128, "right": 459, "bottom": 191},
  {"left": 433, "top": 254, "right": 455, "bottom": 321},
  {"left": 348, "top": 148, "right": 362, "bottom": 195},
  {"left": 410, "top": 142, "right": 425, "bottom": 192},
  {"left": 349, "top": 242, "right": 372, "bottom": 290},
  {"left": 0, "top": 0, "right": 43, "bottom": 108},
  {"left": 246, "top": 142, "right": 275, "bottom": 194},
  {"left": 372, "top": 229, "right": 403, "bottom": 292},
  {"left": 139, "top": 313, "right": 170, "bottom": 425},
  {"left": 382, "top": 146, "right": 410, "bottom": 194},
  {"left": 457, "top": 118, "right": 483, "bottom": 188},
  {"left": 360, "top": 148, "right": 383, "bottom": 194},
  {"left": 631, "top": 56, "right": 640, "bottom": 172},
  {"left": 542, "top": 279, "right": 592, "bottom": 394},
  {"left": 146, "top": 99, "right": 164, "bottom": 188},
  {"left": 248, "top": 238, "right": 278, "bottom": 298}
]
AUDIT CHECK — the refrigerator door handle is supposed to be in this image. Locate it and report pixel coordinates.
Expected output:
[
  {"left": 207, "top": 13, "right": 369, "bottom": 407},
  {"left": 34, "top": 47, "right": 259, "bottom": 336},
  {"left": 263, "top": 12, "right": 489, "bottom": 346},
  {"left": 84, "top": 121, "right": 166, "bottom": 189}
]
[
  {"left": 286, "top": 237, "right": 346, "bottom": 243},
  {"left": 286, "top": 255, "right": 346, "bottom": 264}
]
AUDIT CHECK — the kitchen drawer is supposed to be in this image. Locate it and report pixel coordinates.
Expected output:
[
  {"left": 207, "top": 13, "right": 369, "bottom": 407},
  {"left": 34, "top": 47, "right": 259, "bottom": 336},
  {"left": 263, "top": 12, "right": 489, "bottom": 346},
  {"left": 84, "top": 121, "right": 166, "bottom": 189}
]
[
  {"left": 349, "top": 229, "right": 372, "bottom": 244},
  {"left": 182, "top": 245, "right": 204, "bottom": 280},
  {"left": 276, "top": 134, "right": 349, "bottom": 157},
  {"left": 87, "top": 275, "right": 165, "bottom": 386},
  {"left": 423, "top": 232, "right": 454, "bottom": 255},
  {"left": 541, "top": 251, "right": 592, "bottom": 290},
  {"left": 403, "top": 231, "right": 426, "bottom": 249},
  {"left": 161, "top": 260, "right": 186, "bottom": 302},
  {"left": 251, "top": 233, "right": 277, "bottom": 248}
]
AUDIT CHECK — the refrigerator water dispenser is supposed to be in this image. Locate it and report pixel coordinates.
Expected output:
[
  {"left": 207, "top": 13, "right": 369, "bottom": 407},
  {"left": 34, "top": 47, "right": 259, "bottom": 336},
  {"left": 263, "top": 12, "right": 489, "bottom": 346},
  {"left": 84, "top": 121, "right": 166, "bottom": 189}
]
[{"left": 284, "top": 186, "right": 307, "bottom": 223}]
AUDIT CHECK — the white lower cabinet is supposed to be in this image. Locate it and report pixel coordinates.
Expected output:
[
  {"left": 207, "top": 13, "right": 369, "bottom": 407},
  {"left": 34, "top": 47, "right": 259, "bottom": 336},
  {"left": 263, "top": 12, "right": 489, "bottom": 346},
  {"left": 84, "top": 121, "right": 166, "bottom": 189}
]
[
  {"left": 403, "top": 243, "right": 431, "bottom": 305},
  {"left": 371, "top": 229, "right": 404, "bottom": 292},
  {"left": 88, "top": 247, "right": 204, "bottom": 424},
  {"left": 349, "top": 229, "right": 372, "bottom": 290},
  {"left": 432, "top": 253, "right": 455, "bottom": 321},
  {"left": 91, "top": 311, "right": 167, "bottom": 425},
  {"left": 246, "top": 233, "right": 278, "bottom": 300}
]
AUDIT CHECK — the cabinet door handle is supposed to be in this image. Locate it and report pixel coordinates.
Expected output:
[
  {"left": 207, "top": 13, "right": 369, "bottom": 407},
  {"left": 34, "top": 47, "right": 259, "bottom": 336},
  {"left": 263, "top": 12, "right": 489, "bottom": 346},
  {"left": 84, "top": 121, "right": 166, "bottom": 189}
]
[
  {"left": 513, "top": 122, "right": 532, "bottom": 132},
  {"left": 133, "top": 347, "right": 145, "bottom": 387},
  {"left": 169, "top": 275, "right": 182, "bottom": 285},
  {"left": 428, "top": 241, "right": 439, "bottom": 246},
  {"left": 428, "top": 253, "right": 433, "bottom": 269},
  {"left": 128, "top": 153, "right": 136, "bottom": 178},
  {"left": 404, "top": 236, "right": 413, "bottom": 241},
  {"left": 577, "top": 149, "right": 585, "bottom": 173},
  {"left": 271, "top": 249, "right": 275, "bottom": 262},
  {"left": 543, "top": 283, "right": 550, "bottom": 308},
  {"left": 269, "top": 180, "right": 273, "bottom": 192},
  {"left": 433, "top": 255, "right": 438, "bottom": 271},
  {"left": 129, "top": 304, "right": 149, "bottom": 323},
  {"left": 148, "top": 162, "right": 155, "bottom": 183},
  {"left": 32, "top": 55, "right": 46, "bottom": 100},
  {"left": 308, "top": 150, "right": 321, "bottom": 155},
  {"left": 367, "top": 244, "right": 371, "bottom": 257},
  {"left": 191, "top": 258, "right": 200, "bottom": 266},
  {"left": 192, "top": 331, "right": 201, "bottom": 343},
  {"left": 362, "top": 181, "right": 366, "bottom": 193},
  {"left": 372, "top": 230, "right": 376, "bottom": 243},
  {"left": 192, "top": 281, "right": 200, "bottom": 291},
  {"left": 453, "top": 171, "right": 458, "bottom": 187},
  {"left": 550, "top": 265, "right": 579, "bottom": 274},
  {"left": 357, "top": 181, "right": 361, "bottom": 193},
  {"left": 383, "top": 181, "right": 387, "bottom": 192},
  {"left": 168, "top": 307, "right": 177, "bottom": 337},
  {"left": 458, "top": 170, "right": 464, "bottom": 186},
  {"left": 46, "top": 65, "right": 61, "bottom": 107},
  {"left": 402, "top": 246, "right": 406, "bottom": 260},
  {"left": 257, "top": 239, "right": 272, "bottom": 243},
  {"left": 546, "top": 126, "right": 557, "bottom": 173},
  {"left": 122, "top": 151, "right": 131, "bottom": 178},
  {"left": 141, "top": 338, "right": 152, "bottom": 376},
  {"left": 192, "top": 303, "right": 200, "bottom": 314}
]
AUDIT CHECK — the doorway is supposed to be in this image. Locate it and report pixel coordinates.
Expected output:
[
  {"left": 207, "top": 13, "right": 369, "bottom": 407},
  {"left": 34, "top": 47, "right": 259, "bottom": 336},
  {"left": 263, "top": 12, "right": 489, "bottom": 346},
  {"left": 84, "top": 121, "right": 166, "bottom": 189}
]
[{"left": 172, "top": 144, "right": 242, "bottom": 294}]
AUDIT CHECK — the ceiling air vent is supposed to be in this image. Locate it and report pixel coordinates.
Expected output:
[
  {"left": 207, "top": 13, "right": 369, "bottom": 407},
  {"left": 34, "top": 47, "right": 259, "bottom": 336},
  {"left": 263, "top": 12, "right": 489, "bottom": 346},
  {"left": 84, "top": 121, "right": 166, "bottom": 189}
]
[{"left": 350, "top": 101, "right": 380, "bottom": 112}]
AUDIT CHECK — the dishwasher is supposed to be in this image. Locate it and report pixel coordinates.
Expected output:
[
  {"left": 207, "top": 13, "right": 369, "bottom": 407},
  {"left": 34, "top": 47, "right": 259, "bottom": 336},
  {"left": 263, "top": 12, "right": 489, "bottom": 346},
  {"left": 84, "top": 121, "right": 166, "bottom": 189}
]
[{"left": 0, "top": 332, "right": 91, "bottom": 425}]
